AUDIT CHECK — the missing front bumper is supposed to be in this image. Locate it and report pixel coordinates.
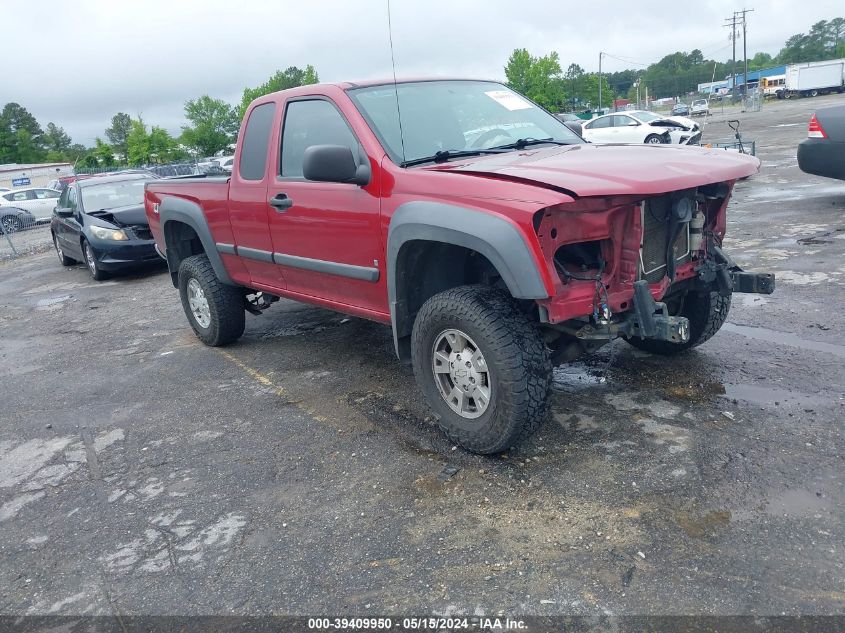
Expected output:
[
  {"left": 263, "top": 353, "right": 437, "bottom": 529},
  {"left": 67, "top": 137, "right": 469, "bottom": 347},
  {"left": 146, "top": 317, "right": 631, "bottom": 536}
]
[{"left": 567, "top": 280, "right": 691, "bottom": 345}]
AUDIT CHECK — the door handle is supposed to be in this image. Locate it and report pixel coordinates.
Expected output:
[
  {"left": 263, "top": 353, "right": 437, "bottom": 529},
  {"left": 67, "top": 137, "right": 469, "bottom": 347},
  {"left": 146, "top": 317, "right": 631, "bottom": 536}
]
[{"left": 269, "top": 193, "right": 294, "bottom": 211}]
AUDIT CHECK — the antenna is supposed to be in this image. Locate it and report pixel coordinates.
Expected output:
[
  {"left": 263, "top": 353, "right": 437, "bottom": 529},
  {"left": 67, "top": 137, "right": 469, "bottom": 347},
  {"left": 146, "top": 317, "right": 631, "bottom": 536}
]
[{"left": 387, "top": 0, "right": 407, "bottom": 164}]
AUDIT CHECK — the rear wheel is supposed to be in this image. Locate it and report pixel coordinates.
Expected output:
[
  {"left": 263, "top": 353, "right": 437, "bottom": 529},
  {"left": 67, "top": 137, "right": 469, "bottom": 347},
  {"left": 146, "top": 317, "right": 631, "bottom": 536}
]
[
  {"left": 645, "top": 134, "right": 664, "bottom": 144},
  {"left": 626, "top": 290, "right": 731, "bottom": 356},
  {"left": 411, "top": 285, "right": 552, "bottom": 455},
  {"left": 1, "top": 215, "right": 21, "bottom": 234},
  {"left": 178, "top": 254, "right": 245, "bottom": 346},
  {"left": 53, "top": 233, "right": 75, "bottom": 266}
]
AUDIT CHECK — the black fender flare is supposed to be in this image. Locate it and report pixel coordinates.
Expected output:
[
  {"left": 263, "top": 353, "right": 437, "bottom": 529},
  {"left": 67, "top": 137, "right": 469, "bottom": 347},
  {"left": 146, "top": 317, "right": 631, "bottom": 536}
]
[
  {"left": 386, "top": 201, "right": 549, "bottom": 356},
  {"left": 158, "top": 196, "right": 235, "bottom": 287}
]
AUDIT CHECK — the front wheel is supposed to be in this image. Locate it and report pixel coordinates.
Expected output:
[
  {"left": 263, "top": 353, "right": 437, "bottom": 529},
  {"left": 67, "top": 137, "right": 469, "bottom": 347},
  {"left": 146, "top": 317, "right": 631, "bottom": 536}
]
[
  {"left": 626, "top": 290, "right": 731, "bottom": 356},
  {"left": 645, "top": 134, "right": 664, "bottom": 144},
  {"left": 82, "top": 240, "right": 108, "bottom": 280},
  {"left": 411, "top": 285, "right": 552, "bottom": 455},
  {"left": 178, "top": 254, "right": 245, "bottom": 346}
]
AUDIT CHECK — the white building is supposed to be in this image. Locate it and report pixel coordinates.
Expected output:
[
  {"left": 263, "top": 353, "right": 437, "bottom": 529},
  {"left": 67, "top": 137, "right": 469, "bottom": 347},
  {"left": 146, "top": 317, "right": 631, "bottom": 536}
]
[{"left": 0, "top": 162, "right": 74, "bottom": 189}]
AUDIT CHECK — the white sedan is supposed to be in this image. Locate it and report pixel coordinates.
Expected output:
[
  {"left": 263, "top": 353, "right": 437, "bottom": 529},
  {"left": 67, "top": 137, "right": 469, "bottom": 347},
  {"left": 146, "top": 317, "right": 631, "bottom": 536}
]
[
  {"left": 581, "top": 110, "right": 702, "bottom": 145},
  {"left": 0, "top": 187, "right": 61, "bottom": 221}
]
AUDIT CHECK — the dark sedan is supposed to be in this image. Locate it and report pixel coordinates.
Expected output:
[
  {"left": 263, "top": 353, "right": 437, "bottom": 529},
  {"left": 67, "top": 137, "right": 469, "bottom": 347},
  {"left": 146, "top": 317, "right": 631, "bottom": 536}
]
[
  {"left": 50, "top": 173, "right": 160, "bottom": 280},
  {"left": 671, "top": 103, "right": 691, "bottom": 116},
  {"left": 798, "top": 105, "right": 845, "bottom": 181},
  {"left": 1, "top": 207, "right": 37, "bottom": 234}
]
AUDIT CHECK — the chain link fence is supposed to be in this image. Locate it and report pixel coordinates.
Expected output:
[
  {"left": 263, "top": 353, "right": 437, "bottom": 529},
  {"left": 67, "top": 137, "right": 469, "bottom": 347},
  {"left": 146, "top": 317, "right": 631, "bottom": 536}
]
[{"left": 0, "top": 209, "right": 54, "bottom": 261}]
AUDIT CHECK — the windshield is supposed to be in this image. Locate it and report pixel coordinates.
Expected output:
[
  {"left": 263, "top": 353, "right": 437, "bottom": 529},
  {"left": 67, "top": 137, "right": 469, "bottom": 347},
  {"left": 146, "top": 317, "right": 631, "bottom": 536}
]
[
  {"left": 81, "top": 179, "right": 147, "bottom": 213},
  {"left": 348, "top": 80, "right": 583, "bottom": 165}
]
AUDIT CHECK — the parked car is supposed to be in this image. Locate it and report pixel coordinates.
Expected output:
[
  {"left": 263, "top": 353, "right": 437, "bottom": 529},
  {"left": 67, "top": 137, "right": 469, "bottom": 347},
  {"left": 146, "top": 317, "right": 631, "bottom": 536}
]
[
  {"left": 213, "top": 156, "right": 235, "bottom": 173},
  {"left": 672, "top": 103, "right": 691, "bottom": 116},
  {"left": 51, "top": 173, "right": 160, "bottom": 280},
  {"left": 797, "top": 105, "right": 845, "bottom": 181},
  {"left": 148, "top": 163, "right": 200, "bottom": 178},
  {"left": 0, "top": 187, "right": 61, "bottom": 222},
  {"left": 145, "top": 77, "right": 774, "bottom": 454},
  {"left": 581, "top": 110, "right": 702, "bottom": 145},
  {"left": 0, "top": 206, "right": 37, "bottom": 234},
  {"left": 690, "top": 99, "right": 710, "bottom": 117},
  {"left": 554, "top": 112, "right": 584, "bottom": 135}
]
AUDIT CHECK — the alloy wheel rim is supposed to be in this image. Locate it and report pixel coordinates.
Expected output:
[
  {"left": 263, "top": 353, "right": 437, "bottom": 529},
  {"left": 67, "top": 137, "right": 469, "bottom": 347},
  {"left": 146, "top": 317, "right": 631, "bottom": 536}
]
[
  {"left": 85, "top": 244, "right": 96, "bottom": 274},
  {"left": 431, "top": 328, "right": 491, "bottom": 419},
  {"left": 187, "top": 278, "right": 211, "bottom": 329},
  {"left": 3, "top": 218, "right": 16, "bottom": 233}
]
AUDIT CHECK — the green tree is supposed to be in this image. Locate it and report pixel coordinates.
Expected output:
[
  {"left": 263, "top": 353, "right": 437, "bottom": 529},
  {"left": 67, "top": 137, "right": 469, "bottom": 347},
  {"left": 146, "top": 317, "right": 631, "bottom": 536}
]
[
  {"left": 66, "top": 144, "right": 89, "bottom": 164},
  {"left": 105, "top": 112, "right": 132, "bottom": 161},
  {"left": 93, "top": 138, "right": 116, "bottom": 167},
  {"left": 126, "top": 118, "right": 152, "bottom": 166},
  {"left": 504, "top": 49, "right": 568, "bottom": 111},
  {"left": 504, "top": 49, "right": 533, "bottom": 96},
  {"left": 44, "top": 122, "right": 72, "bottom": 156},
  {"left": 0, "top": 103, "right": 45, "bottom": 163},
  {"left": 180, "top": 95, "right": 239, "bottom": 156},
  {"left": 238, "top": 65, "right": 319, "bottom": 118},
  {"left": 149, "top": 126, "right": 184, "bottom": 163}
]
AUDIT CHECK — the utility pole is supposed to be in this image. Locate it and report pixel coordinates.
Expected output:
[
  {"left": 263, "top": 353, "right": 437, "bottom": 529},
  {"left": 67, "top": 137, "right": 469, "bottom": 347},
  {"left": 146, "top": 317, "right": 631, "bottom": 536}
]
[
  {"left": 724, "top": 13, "right": 738, "bottom": 100},
  {"left": 598, "top": 51, "right": 603, "bottom": 113},
  {"left": 740, "top": 8, "right": 754, "bottom": 97}
]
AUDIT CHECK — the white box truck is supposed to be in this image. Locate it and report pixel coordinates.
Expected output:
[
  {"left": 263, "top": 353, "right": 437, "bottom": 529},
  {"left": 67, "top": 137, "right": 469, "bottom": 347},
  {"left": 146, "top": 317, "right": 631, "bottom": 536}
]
[{"left": 778, "top": 59, "right": 845, "bottom": 98}]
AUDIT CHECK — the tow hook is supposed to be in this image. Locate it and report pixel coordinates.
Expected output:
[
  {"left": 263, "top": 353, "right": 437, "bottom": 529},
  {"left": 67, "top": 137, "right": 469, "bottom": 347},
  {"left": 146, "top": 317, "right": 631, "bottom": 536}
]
[
  {"left": 701, "top": 240, "right": 776, "bottom": 296},
  {"left": 730, "top": 271, "right": 776, "bottom": 294},
  {"left": 569, "top": 280, "right": 690, "bottom": 344},
  {"left": 630, "top": 280, "right": 690, "bottom": 343}
]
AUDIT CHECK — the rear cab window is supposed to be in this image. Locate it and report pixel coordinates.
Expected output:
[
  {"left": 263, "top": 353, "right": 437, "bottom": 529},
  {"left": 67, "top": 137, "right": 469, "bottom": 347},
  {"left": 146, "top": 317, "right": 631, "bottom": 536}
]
[{"left": 239, "top": 102, "right": 276, "bottom": 181}]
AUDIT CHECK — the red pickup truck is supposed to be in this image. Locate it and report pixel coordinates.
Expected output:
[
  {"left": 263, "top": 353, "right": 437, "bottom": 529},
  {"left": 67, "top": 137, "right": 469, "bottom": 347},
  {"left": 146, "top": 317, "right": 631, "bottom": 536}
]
[{"left": 145, "top": 78, "right": 774, "bottom": 454}]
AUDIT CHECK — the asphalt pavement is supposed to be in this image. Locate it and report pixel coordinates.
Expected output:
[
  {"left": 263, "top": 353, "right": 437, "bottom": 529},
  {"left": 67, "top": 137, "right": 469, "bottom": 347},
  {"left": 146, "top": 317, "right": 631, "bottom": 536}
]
[{"left": 1, "top": 94, "right": 844, "bottom": 618}]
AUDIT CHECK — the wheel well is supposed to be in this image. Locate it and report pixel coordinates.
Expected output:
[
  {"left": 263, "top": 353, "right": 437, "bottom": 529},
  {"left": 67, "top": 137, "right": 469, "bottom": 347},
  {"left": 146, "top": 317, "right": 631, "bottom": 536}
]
[
  {"left": 163, "top": 221, "right": 205, "bottom": 286},
  {"left": 393, "top": 240, "right": 505, "bottom": 359}
]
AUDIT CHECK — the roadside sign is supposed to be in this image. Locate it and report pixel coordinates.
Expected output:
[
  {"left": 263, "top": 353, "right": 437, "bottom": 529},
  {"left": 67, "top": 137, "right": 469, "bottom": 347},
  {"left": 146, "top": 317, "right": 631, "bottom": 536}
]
[{"left": 12, "top": 177, "right": 30, "bottom": 187}]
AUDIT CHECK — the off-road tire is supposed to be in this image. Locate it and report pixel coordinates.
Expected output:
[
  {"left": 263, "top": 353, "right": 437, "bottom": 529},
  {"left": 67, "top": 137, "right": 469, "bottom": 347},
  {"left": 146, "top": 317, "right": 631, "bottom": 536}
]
[
  {"left": 53, "top": 233, "right": 75, "bottom": 266},
  {"left": 411, "top": 285, "right": 552, "bottom": 455},
  {"left": 178, "top": 254, "right": 245, "bottom": 346},
  {"left": 626, "top": 290, "right": 731, "bottom": 356}
]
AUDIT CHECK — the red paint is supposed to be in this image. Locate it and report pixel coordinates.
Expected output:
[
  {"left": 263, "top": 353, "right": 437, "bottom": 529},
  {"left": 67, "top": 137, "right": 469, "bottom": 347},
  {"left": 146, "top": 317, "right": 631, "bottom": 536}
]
[{"left": 145, "top": 81, "right": 760, "bottom": 326}]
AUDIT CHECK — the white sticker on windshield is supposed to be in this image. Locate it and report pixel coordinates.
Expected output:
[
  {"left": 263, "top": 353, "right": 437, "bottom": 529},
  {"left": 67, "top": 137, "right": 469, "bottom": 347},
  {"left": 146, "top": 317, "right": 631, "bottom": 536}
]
[{"left": 485, "top": 90, "right": 532, "bottom": 111}]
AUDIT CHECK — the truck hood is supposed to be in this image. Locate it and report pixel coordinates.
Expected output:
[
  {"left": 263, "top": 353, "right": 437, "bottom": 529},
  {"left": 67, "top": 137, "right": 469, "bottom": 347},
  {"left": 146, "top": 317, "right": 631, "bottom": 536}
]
[{"left": 431, "top": 143, "right": 759, "bottom": 198}]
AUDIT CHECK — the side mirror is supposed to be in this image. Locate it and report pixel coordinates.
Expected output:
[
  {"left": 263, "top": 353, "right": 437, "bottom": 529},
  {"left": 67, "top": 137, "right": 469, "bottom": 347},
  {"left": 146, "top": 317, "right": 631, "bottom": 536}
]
[
  {"left": 627, "top": 121, "right": 639, "bottom": 126},
  {"left": 56, "top": 208, "right": 74, "bottom": 218},
  {"left": 302, "top": 145, "right": 370, "bottom": 186}
]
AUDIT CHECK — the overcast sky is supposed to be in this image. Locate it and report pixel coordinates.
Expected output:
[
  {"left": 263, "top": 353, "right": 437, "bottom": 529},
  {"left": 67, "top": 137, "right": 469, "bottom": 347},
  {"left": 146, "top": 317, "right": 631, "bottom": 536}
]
[{"left": 3, "top": 0, "right": 841, "bottom": 145}]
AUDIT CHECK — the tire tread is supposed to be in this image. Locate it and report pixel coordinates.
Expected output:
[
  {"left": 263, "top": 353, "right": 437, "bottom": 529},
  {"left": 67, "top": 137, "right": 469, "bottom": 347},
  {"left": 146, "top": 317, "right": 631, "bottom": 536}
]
[
  {"left": 411, "top": 285, "right": 551, "bottom": 454},
  {"left": 178, "top": 254, "right": 245, "bottom": 346}
]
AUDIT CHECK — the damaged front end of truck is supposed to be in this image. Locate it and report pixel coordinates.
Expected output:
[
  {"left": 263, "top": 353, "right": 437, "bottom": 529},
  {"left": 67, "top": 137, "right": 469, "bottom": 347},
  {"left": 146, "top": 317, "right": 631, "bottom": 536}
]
[{"left": 532, "top": 181, "right": 774, "bottom": 363}]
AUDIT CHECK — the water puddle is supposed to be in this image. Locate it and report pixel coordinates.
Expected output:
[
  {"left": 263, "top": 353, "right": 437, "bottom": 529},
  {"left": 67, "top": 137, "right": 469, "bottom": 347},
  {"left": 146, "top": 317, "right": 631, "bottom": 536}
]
[
  {"left": 723, "top": 323, "right": 845, "bottom": 359},
  {"left": 35, "top": 295, "right": 72, "bottom": 310},
  {"left": 764, "top": 489, "right": 829, "bottom": 517},
  {"left": 722, "top": 383, "right": 827, "bottom": 409},
  {"left": 552, "top": 363, "right": 608, "bottom": 393}
]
